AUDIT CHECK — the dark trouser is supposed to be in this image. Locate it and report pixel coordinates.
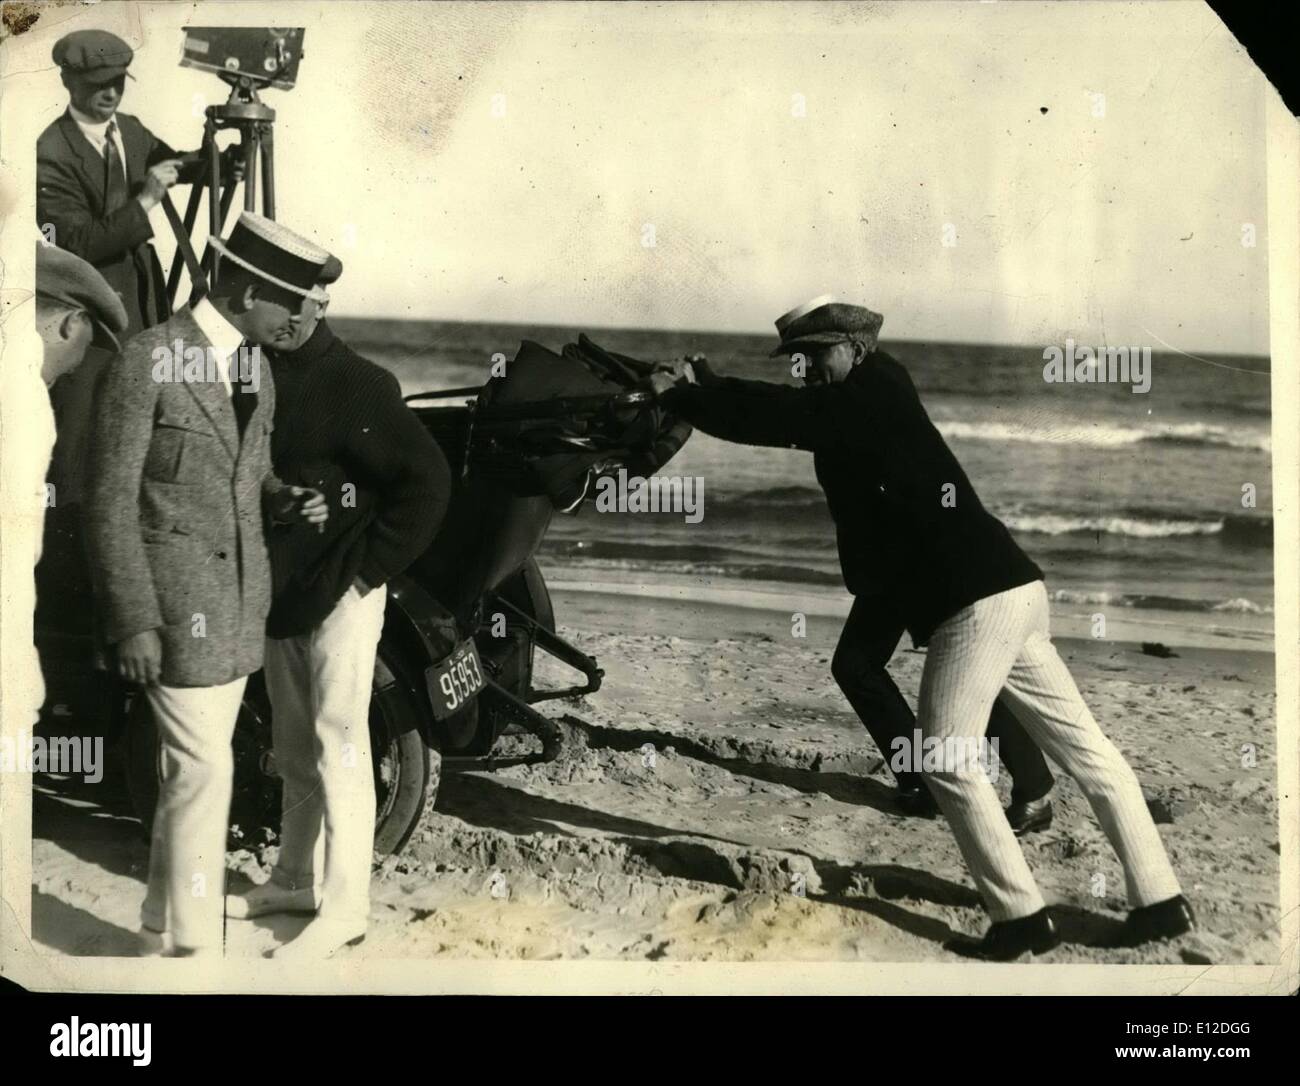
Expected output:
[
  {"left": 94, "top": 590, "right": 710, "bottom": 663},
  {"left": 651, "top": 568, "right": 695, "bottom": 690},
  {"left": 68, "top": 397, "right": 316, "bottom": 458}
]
[{"left": 831, "top": 595, "right": 1055, "bottom": 804}]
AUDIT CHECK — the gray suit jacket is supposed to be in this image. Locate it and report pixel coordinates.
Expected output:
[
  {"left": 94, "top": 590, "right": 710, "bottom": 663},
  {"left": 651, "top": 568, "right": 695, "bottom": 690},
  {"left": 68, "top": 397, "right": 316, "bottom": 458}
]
[{"left": 85, "top": 308, "right": 281, "bottom": 687}]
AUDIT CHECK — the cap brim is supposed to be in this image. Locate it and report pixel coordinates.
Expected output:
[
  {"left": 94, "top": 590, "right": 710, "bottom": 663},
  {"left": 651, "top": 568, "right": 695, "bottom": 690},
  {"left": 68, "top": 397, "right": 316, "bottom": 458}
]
[
  {"left": 80, "top": 67, "right": 133, "bottom": 84},
  {"left": 89, "top": 319, "right": 122, "bottom": 354},
  {"left": 769, "top": 332, "right": 850, "bottom": 357}
]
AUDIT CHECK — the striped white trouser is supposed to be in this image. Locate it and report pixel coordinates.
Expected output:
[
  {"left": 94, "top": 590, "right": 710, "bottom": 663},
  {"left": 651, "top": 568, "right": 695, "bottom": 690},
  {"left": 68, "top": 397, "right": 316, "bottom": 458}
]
[{"left": 918, "top": 580, "right": 1182, "bottom": 923}]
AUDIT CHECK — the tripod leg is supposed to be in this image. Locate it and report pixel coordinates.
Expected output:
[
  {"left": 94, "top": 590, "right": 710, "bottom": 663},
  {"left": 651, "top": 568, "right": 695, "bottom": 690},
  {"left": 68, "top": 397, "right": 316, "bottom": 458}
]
[
  {"left": 194, "top": 127, "right": 248, "bottom": 293},
  {"left": 244, "top": 126, "right": 261, "bottom": 213},
  {"left": 260, "top": 124, "right": 275, "bottom": 219},
  {"left": 162, "top": 195, "right": 208, "bottom": 300},
  {"left": 166, "top": 175, "right": 206, "bottom": 306},
  {"left": 205, "top": 126, "right": 223, "bottom": 283}
]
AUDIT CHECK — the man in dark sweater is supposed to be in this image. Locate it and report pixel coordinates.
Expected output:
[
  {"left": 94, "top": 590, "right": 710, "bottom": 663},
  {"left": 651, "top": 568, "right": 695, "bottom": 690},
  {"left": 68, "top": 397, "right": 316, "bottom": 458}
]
[
  {"left": 667, "top": 296, "right": 1057, "bottom": 830},
  {"left": 653, "top": 299, "right": 1192, "bottom": 960},
  {"left": 225, "top": 259, "right": 451, "bottom": 958}
]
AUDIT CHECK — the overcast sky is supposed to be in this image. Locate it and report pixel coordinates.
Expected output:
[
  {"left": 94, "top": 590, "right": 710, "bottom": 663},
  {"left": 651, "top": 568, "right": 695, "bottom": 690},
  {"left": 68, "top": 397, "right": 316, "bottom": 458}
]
[{"left": 14, "top": 1, "right": 1273, "bottom": 353}]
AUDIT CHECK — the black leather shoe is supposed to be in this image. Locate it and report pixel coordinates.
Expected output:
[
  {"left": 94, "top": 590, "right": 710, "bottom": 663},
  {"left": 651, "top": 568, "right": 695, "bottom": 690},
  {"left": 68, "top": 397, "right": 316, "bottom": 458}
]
[
  {"left": 895, "top": 785, "right": 939, "bottom": 818},
  {"left": 1006, "top": 794, "right": 1054, "bottom": 836},
  {"left": 945, "top": 909, "right": 1061, "bottom": 961},
  {"left": 1117, "top": 895, "right": 1196, "bottom": 946}
]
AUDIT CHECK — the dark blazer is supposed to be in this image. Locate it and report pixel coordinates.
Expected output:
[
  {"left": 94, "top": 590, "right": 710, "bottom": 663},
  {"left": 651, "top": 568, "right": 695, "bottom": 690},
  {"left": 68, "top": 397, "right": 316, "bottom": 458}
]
[
  {"left": 36, "top": 110, "right": 200, "bottom": 337},
  {"left": 661, "top": 352, "right": 1044, "bottom": 645},
  {"left": 85, "top": 308, "right": 282, "bottom": 687}
]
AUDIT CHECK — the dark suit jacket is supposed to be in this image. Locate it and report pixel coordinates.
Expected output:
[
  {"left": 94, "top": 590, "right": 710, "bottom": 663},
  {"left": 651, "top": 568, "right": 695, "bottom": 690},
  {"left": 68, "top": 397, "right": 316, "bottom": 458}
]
[
  {"left": 85, "top": 308, "right": 282, "bottom": 687},
  {"left": 36, "top": 110, "right": 200, "bottom": 337},
  {"left": 661, "top": 352, "right": 1044, "bottom": 645}
]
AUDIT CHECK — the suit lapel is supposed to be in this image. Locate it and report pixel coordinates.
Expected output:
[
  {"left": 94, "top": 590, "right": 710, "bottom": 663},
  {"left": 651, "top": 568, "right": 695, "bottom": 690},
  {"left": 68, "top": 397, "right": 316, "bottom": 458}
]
[
  {"left": 117, "top": 113, "right": 148, "bottom": 187},
  {"left": 172, "top": 310, "right": 240, "bottom": 463},
  {"left": 57, "top": 111, "right": 106, "bottom": 211}
]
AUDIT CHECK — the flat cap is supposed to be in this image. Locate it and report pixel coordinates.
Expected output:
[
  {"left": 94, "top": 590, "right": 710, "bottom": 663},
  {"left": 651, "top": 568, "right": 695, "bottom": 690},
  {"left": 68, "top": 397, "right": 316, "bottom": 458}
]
[
  {"left": 53, "top": 29, "right": 134, "bottom": 84},
  {"left": 769, "top": 297, "right": 884, "bottom": 357},
  {"left": 36, "top": 241, "right": 130, "bottom": 352}
]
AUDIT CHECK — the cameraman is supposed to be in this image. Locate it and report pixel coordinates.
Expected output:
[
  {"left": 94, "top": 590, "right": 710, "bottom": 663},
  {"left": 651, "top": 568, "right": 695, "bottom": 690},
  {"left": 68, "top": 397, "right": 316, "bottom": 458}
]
[{"left": 37, "top": 29, "right": 240, "bottom": 337}]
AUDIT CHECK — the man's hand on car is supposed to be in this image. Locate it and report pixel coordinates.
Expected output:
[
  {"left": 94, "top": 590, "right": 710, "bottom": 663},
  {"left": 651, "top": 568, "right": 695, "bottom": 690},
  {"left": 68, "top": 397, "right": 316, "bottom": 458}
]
[{"left": 649, "top": 358, "right": 697, "bottom": 396}]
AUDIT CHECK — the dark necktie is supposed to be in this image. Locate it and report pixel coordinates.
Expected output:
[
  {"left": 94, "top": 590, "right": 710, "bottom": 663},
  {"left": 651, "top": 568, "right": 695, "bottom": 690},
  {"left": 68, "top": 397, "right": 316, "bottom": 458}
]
[
  {"left": 103, "top": 120, "right": 128, "bottom": 212},
  {"left": 230, "top": 341, "right": 259, "bottom": 439}
]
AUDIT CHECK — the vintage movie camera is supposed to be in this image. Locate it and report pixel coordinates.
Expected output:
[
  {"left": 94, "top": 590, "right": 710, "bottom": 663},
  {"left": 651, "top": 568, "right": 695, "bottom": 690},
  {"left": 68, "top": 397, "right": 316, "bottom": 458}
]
[{"left": 180, "top": 27, "right": 305, "bottom": 91}]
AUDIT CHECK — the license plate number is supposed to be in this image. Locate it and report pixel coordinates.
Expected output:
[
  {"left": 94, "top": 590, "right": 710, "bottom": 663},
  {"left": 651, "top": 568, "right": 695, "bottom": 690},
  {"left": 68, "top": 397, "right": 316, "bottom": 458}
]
[{"left": 426, "top": 641, "right": 485, "bottom": 719}]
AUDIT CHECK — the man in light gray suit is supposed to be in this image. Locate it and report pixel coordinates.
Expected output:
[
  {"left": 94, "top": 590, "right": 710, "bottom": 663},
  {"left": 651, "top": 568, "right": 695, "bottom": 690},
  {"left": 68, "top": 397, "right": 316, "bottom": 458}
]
[{"left": 86, "top": 211, "right": 331, "bottom": 956}]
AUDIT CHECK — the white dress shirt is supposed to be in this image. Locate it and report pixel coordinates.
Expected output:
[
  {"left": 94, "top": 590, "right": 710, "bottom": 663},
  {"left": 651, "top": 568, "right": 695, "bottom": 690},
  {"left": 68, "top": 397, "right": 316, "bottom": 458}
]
[
  {"left": 68, "top": 104, "right": 129, "bottom": 176},
  {"left": 189, "top": 297, "right": 243, "bottom": 397}
]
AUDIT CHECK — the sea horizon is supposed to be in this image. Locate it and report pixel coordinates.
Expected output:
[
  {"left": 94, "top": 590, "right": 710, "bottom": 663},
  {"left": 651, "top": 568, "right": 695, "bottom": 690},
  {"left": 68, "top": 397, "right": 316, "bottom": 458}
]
[{"left": 331, "top": 316, "right": 1276, "bottom": 652}]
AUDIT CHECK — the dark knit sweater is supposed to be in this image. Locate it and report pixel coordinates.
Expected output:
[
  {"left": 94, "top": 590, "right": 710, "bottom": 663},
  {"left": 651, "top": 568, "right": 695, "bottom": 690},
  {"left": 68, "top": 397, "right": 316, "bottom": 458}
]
[
  {"left": 661, "top": 352, "right": 1043, "bottom": 645},
  {"left": 264, "top": 319, "right": 451, "bottom": 638}
]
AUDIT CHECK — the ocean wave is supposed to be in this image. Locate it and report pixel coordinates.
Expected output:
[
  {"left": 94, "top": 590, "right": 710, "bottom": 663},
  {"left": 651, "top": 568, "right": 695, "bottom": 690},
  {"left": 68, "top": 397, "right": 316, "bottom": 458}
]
[
  {"left": 935, "top": 419, "right": 1271, "bottom": 453},
  {"left": 1002, "top": 511, "right": 1272, "bottom": 545},
  {"left": 701, "top": 488, "right": 1273, "bottom": 547},
  {"left": 1049, "top": 589, "right": 1273, "bottom": 616},
  {"left": 1003, "top": 512, "right": 1218, "bottom": 539},
  {"left": 538, "top": 550, "right": 844, "bottom": 588}
]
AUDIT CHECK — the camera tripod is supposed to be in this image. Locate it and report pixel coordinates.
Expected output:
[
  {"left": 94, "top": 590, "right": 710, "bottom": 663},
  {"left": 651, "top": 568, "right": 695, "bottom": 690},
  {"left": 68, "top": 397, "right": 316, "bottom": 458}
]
[{"left": 163, "top": 78, "right": 278, "bottom": 307}]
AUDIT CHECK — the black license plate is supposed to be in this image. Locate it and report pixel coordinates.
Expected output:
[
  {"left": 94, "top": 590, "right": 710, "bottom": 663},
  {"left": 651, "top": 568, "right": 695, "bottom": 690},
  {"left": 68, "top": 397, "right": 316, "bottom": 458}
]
[{"left": 425, "top": 640, "right": 486, "bottom": 720}]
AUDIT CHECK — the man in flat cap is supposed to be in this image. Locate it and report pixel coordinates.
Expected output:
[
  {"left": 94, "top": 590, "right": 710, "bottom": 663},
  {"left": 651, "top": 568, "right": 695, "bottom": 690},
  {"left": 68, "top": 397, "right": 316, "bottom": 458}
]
[
  {"left": 225, "top": 255, "right": 451, "bottom": 958},
  {"left": 657, "top": 297, "right": 1056, "bottom": 826},
  {"left": 85, "top": 211, "right": 330, "bottom": 956},
  {"left": 37, "top": 29, "right": 238, "bottom": 338},
  {"left": 15, "top": 243, "right": 130, "bottom": 731},
  {"left": 653, "top": 298, "right": 1192, "bottom": 959}
]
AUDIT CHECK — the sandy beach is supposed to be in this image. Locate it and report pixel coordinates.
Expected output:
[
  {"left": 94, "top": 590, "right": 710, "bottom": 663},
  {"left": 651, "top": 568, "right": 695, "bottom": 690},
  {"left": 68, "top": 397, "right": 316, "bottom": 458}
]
[{"left": 29, "top": 579, "right": 1280, "bottom": 966}]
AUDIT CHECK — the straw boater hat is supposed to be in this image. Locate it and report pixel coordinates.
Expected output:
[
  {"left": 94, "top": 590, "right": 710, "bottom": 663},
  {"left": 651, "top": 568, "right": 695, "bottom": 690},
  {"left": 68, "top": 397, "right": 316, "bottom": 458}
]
[
  {"left": 210, "top": 212, "right": 332, "bottom": 302},
  {"left": 769, "top": 295, "right": 884, "bottom": 357}
]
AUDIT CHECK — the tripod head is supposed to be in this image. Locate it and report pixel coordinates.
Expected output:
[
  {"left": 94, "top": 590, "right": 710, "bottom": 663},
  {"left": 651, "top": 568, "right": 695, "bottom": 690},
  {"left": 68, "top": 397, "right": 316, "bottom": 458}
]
[
  {"left": 163, "top": 28, "right": 305, "bottom": 307},
  {"left": 210, "top": 77, "right": 276, "bottom": 125}
]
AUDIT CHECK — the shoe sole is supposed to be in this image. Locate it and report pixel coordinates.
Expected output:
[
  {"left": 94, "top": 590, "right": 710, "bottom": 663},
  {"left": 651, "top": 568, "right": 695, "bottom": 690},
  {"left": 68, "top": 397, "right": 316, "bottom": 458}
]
[
  {"left": 234, "top": 905, "right": 320, "bottom": 920},
  {"left": 1011, "top": 813, "right": 1053, "bottom": 837},
  {"left": 946, "top": 934, "right": 1061, "bottom": 961}
]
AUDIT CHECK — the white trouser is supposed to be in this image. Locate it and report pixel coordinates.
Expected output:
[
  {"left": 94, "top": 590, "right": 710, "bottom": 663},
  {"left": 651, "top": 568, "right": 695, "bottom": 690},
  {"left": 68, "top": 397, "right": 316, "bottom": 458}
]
[
  {"left": 263, "top": 584, "right": 386, "bottom": 929},
  {"left": 918, "top": 580, "right": 1182, "bottom": 923},
  {"left": 141, "top": 675, "right": 248, "bottom": 949}
]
